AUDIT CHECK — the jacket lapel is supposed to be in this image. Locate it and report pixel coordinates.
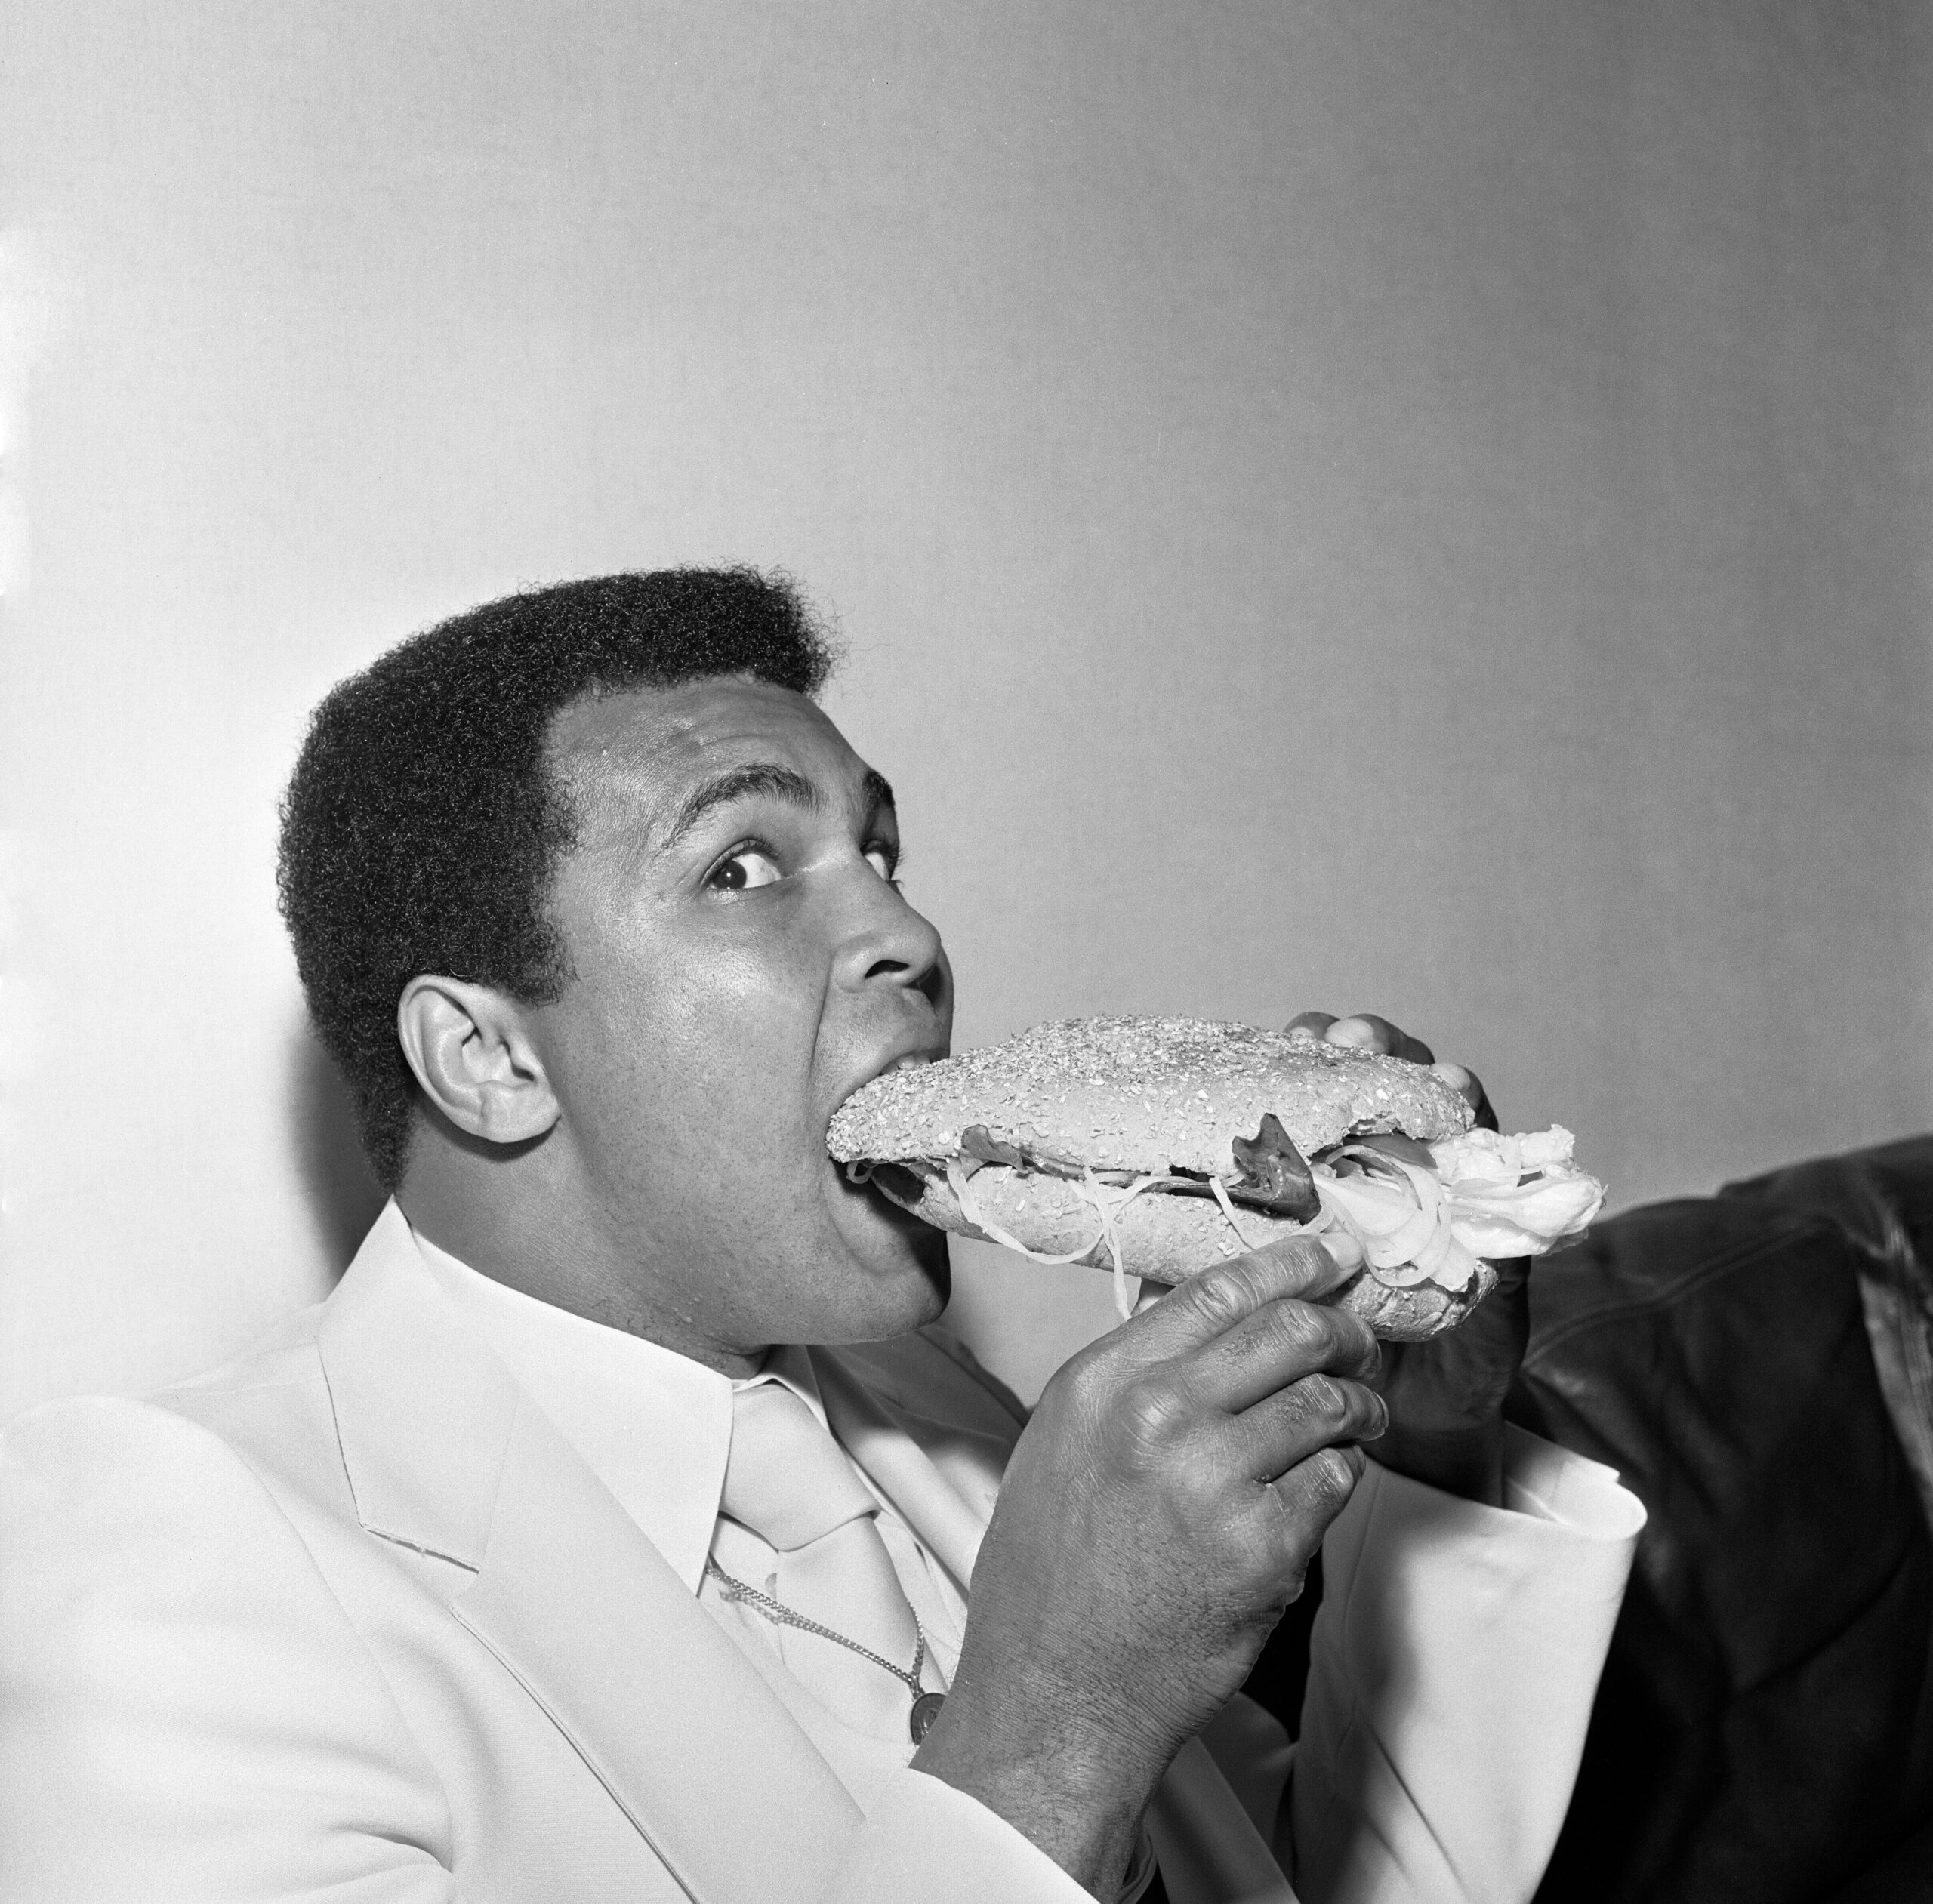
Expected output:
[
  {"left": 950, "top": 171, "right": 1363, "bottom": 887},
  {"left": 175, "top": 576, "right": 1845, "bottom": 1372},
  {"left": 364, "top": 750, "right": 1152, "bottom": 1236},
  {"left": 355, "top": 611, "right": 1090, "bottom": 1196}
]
[
  {"left": 317, "top": 1206, "right": 861, "bottom": 1904},
  {"left": 452, "top": 1394, "right": 863, "bottom": 1902}
]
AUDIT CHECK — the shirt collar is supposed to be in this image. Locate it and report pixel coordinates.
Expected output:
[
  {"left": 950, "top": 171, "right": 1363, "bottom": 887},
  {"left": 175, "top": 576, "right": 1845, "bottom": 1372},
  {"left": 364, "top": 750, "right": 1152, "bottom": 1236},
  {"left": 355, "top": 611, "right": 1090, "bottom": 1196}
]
[{"left": 405, "top": 1210, "right": 826, "bottom": 1593}]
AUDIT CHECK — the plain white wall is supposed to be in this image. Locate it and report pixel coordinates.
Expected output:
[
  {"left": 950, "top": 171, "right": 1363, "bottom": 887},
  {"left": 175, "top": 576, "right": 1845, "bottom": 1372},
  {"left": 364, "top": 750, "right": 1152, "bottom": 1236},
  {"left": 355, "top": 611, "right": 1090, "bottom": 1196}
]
[{"left": 2, "top": 1, "right": 1928, "bottom": 1414}]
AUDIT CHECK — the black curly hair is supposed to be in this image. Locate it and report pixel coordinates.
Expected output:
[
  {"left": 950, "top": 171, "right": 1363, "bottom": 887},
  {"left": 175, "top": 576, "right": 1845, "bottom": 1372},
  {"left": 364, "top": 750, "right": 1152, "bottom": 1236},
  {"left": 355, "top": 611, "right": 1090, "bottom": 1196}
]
[{"left": 278, "top": 566, "right": 839, "bottom": 1191}]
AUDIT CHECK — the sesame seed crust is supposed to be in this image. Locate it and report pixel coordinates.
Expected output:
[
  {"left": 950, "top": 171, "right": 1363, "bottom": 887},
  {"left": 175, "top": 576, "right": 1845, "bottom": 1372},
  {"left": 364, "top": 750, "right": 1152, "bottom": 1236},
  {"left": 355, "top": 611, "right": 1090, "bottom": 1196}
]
[{"left": 827, "top": 1014, "right": 1472, "bottom": 1179}]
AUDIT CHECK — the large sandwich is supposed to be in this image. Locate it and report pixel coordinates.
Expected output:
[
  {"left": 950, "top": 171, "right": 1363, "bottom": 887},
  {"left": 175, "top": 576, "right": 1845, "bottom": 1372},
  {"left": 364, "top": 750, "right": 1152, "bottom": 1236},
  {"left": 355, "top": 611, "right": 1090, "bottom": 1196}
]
[{"left": 828, "top": 1015, "right": 1605, "bottom": 1339}]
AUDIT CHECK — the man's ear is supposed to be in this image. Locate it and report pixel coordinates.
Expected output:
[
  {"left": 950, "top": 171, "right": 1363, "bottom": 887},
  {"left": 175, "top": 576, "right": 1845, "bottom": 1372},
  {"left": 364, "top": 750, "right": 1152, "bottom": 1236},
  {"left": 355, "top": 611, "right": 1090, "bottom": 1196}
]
[{"left": 396, "top": 976, "right": 560, "bottom": 1147}]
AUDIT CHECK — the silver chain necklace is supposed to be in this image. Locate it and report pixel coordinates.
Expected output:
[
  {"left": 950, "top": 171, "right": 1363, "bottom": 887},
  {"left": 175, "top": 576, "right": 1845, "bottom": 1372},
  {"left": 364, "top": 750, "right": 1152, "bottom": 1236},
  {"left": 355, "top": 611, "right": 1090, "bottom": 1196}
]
[{"left": 704, "top": 1555, "right": 948, "bottom": 1743}]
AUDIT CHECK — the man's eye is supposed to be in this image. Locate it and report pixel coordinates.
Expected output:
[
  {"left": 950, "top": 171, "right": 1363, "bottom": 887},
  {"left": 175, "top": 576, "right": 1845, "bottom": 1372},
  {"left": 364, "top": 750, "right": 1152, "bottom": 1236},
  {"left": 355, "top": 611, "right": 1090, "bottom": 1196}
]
[
  {"left": 865, "top": 845, "right": 901, "bottom": 883},
  {"left": 708, "top": 848, "right": 782, "bottom": 893}
]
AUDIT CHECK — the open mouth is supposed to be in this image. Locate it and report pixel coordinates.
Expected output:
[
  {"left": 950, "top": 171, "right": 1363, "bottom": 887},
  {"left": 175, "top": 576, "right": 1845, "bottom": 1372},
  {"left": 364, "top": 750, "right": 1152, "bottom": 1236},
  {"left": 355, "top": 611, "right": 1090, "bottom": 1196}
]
[
  {"left": 831, "top": 1049, "right": 939, "bottom": 1122},
  {"left": 855, "top": 1160, "right": 927, "bottom": 1206},
  {"left": 830, "top": 1153, "right": 936, "bottom": 1239},
  {"left": 828, "top": 1052, "right": 941, "bottom": 1219}
]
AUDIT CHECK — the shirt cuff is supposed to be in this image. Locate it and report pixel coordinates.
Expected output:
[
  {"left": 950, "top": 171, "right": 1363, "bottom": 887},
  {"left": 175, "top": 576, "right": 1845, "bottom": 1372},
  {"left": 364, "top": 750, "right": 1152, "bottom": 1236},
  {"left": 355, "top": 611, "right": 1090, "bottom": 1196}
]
[
  {"left": 1289, "top": 1426, "right": 1644, "bottom": 1904},
  {"left": 1496, "top": 1423, "right": 1650, "bottom": 1541}
]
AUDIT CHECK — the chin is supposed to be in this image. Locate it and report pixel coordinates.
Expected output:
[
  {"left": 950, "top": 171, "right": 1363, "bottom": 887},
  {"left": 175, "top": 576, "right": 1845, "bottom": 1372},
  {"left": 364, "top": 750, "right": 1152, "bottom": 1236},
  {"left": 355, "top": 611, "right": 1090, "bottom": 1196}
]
[
  {"left": 819, "top": 1173, "right": 952, "bottom": 1342},
  {"left": 865, "top": 1270, "right": 950, "bottom": 1343},
  {"left": 861, "top": 1225, "right": 952, "bottom": 1336}
]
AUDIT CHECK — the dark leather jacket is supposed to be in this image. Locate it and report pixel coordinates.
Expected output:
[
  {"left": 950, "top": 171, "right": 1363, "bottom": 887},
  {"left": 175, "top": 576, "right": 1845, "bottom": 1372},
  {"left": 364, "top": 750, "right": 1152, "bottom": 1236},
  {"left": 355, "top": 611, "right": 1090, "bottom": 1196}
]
[{"left": 1509, "top": 1135, "right": 1933, "bottom": 1903}]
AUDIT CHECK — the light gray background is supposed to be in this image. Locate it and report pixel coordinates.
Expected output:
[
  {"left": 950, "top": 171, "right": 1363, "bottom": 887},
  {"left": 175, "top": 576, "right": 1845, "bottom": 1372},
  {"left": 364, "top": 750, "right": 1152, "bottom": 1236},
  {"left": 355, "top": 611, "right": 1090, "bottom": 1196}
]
[{"left": 2, "top": 2, "right": 1928, "bottom": 1414}]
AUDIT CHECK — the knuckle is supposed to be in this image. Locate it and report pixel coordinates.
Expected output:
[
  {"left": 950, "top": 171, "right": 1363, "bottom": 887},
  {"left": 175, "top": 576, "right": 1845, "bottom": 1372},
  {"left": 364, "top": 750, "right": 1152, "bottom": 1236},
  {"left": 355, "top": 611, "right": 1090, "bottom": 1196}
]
[
  {"left": 1179, "top": 1262, "right": 1251, "bottom": 1334},
  {"left": 1188, "top": 1252, "right": 1279, "bottom": 1329},
  {"left": 1047, "top": 1342, "right": 1114, "bottom": 1419},
  {"left": 1332, "top": 1376, "right": 1386, "bottom": 1437},
  {"left": 1296, "top": 1372, "right": 1345, "bottom": 1422},
  {"left": 1269, "top": 1370, "right": 1371, "bottom": 1446},
  {"left": 1339, "top": 1311, "right": 1381, "bottom": 1376},
  {"left": 1256, "top": 1371, "right": 1320, "bottom": 1435},
  {"left": 1324, "top": 1443, "right": 1367, "bottom": 1498},
  {"left": 1041, "top": 1349, "right": 1087, "bottom": 1409},
  {"left": 1258, "top": 1297, "right": 1342, "bottom": 1368},
  {"left": 1296, "top": 1445, "right": 1364, "bottom": 1518},
  {"left": 1304, "top": 1302, "right": 1377, "bottom": 1376},
  {"left": 1256, "top": 1234, "right": 1333, "bottom": 1285},
  {"left": 1116, "top": 1372, "right": 1193, "bottom": 1452}
]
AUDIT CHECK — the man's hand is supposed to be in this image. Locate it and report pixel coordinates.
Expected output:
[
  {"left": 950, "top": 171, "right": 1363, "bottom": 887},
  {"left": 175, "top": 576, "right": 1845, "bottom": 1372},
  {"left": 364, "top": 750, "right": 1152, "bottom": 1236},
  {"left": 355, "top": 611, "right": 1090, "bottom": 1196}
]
[
  {"left": 914, "top": 1240, "right": 1384, "bottom": 1895},
  {"left": 1285, "top": 1012, "right": 1528, "bottom": 1508},
  {"left": 1284, "top": 1009, "right": 1495, "bottom": 1130}
]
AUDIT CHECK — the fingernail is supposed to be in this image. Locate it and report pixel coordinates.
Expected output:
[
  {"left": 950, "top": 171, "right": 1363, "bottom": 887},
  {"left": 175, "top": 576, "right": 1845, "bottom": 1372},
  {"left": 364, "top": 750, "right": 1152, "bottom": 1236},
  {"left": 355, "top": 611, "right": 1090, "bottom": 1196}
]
[
  {"left": 1318, "top": 1231, "right": 1365, "bottom": 1273},
  {"left": 1325, "top": 1017, "right": 1377, "bottom": 1049}
]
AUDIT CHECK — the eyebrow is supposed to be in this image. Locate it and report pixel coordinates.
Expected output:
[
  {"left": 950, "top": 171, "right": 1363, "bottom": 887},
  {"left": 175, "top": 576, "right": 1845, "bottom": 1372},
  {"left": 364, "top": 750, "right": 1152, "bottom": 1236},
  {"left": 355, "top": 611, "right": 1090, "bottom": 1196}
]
[{"left": 658, "top": 763, "right": 896, "bottom": 852}]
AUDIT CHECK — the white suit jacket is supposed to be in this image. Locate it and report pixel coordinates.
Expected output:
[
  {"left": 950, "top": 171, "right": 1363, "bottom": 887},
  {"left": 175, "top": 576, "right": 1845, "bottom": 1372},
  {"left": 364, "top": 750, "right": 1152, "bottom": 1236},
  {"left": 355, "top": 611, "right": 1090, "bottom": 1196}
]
[{"left": 0, "top": 1204, "right": 1642, "bottom": 1903}]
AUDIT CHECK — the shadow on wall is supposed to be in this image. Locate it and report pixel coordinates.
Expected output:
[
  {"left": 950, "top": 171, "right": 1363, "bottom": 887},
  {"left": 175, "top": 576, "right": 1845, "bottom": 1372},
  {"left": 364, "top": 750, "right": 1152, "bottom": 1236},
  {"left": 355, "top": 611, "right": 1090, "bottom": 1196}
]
[{"left": 288, "top": 1031, "right": 387, "bottom": 1279}]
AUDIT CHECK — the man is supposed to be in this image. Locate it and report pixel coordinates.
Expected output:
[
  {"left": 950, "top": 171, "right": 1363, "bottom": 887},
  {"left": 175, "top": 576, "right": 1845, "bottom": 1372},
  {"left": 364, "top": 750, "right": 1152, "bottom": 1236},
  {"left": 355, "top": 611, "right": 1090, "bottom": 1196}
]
[{"left": 0, "top": 569, "right": 1642, "bottom": 1902}]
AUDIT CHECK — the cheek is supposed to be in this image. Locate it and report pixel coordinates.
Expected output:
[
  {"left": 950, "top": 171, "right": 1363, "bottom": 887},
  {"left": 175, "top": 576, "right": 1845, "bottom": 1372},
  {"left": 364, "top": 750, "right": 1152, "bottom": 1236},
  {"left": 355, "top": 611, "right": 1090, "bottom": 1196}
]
[{"left": 560, "top": 931, "right": 829, "bottom": 1171}]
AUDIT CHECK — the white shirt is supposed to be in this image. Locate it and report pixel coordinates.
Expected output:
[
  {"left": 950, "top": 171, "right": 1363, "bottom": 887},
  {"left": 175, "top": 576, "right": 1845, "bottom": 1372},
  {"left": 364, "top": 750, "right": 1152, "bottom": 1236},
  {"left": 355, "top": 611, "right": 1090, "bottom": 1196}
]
[{"left": 410, "top": 1224, "right": 966, "bottom": 1809}]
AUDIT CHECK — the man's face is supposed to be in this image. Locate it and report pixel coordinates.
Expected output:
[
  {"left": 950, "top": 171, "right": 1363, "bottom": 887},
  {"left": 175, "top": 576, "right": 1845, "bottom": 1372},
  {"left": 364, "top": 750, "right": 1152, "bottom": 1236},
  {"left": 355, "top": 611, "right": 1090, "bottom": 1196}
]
[{"left": 523, "top": 675, "right": 954, "bottom": 1358}]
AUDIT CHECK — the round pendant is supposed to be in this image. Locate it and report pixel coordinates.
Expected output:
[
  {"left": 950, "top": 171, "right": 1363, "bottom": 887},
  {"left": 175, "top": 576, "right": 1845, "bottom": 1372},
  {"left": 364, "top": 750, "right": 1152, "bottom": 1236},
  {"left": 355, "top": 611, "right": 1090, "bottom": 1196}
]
[{"left": 908, "top": 1690, "right": 947, "bottom": 1743}]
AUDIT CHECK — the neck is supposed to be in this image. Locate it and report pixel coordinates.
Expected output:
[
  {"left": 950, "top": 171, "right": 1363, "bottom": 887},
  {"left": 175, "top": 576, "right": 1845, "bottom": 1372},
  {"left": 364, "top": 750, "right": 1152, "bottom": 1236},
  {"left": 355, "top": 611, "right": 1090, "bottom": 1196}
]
[{"left": 396, "top": 1133, "right": 769, "bottom": 1379}]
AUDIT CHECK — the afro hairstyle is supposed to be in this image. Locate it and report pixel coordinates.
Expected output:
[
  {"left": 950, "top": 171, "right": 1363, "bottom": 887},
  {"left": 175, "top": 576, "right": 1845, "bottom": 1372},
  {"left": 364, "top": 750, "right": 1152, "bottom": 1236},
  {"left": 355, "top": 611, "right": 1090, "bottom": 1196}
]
[{"left": 278, "top": 565, "right": 838, "bottom": 1191}]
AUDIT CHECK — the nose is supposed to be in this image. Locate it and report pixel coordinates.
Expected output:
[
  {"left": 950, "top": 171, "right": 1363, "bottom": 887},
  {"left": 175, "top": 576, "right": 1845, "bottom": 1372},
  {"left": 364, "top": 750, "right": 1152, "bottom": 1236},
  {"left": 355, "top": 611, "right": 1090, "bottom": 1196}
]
[{"left": 831, "top": 869, "right": 949, "bottom": 1011}]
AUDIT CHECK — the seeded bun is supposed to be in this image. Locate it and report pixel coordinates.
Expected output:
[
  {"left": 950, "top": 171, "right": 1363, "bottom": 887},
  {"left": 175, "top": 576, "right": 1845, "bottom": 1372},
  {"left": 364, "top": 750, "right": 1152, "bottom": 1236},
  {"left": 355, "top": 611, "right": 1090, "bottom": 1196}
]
[
  {"left": 882, "top": 1158, "right": 1497, "bottom": 1342},
  {"left": 828, "top": 1015, "right": 1472, "bottom": 1179}
]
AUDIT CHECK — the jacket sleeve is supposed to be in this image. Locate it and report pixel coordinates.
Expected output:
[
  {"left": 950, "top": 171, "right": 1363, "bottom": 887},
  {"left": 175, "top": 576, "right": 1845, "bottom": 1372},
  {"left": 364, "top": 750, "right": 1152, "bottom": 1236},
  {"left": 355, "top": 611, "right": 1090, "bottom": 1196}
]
[
  {"left": 822, "top": 1768, "right": 1101, "bottom": 1903},
  {"left": 0, "top": 1397, "right": 460, "bottom": 1904},
  {"left": 0, "top": 1395, "right": 1094, "bottom": 1904},
  {"left": 1286, "top": 1427, "right": 1646, "bottom": 1904}
]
